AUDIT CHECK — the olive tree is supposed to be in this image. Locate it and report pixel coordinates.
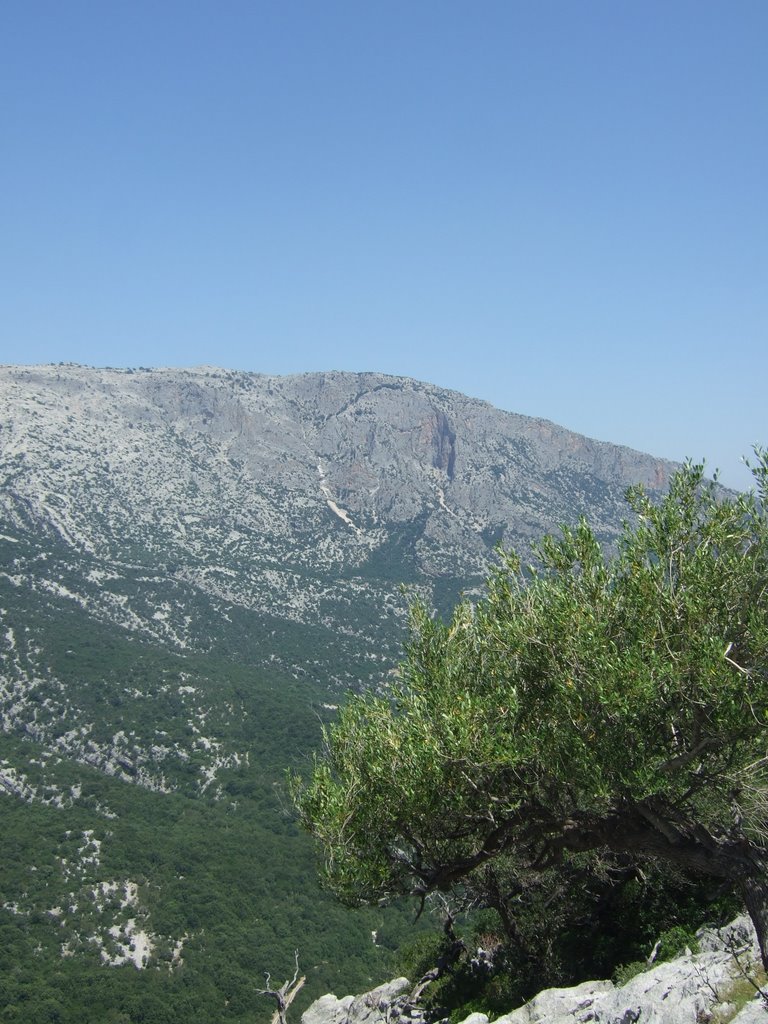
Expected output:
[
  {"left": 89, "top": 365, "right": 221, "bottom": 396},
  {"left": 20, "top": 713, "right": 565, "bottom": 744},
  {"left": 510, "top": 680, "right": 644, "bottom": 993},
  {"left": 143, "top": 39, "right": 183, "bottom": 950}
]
[{"left": 294, "top": 456, "right": 768, "bottom": 967}]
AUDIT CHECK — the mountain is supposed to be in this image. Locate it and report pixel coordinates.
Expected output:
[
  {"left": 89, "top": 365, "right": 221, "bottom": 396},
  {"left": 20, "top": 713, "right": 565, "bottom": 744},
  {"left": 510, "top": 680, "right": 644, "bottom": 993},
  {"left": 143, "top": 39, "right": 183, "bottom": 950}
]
[
  {"left": 0, "top": 364, "right": 677, "bottom": 1024},
  {"left": 0, "top": 364, "right": 673, "bottom": 681}
]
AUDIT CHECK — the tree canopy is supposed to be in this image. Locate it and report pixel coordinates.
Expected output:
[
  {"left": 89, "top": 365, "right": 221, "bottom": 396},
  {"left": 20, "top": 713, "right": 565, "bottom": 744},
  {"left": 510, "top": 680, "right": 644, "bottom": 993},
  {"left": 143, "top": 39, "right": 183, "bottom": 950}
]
[{"left": 294, "top": 454, "right": 768, "bottom": 968}]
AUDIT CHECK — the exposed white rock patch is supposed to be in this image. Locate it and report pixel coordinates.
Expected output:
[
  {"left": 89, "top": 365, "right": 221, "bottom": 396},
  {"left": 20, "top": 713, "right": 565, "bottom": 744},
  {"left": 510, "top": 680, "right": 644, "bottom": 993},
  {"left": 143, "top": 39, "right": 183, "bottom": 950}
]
[
  {"left": 171, "top": 933, "right": 188, "bottom": 966},
  {"left": 435, "top": 486, "right": 457, "bottom": 518},
  {"left": 199, "top": 749, "right": 247, "bottom": 794},
  {"left": 317, "top": 461, "right": 361, "bottom": 533},
  {"left": 39, "top": 579, "right": 88, "bottom": 606},
  {"left": 0, "top": 763, "right": 36, "bottom": 800}
]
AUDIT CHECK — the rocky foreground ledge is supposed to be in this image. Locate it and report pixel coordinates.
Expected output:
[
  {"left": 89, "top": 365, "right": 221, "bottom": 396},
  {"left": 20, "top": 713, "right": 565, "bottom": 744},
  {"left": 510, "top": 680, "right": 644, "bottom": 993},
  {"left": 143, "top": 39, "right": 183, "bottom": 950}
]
[{"left": 302, "top": 917, "right": 768, "bottom": 1024}]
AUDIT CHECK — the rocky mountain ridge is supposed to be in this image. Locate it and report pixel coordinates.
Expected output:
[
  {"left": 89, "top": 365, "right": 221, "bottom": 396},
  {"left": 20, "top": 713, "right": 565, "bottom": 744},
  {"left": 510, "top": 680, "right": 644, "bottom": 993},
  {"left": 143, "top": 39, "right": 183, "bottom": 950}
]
[
  {"left": 1, "top": 362, "right": 674, "bottom": 647},
  {"left": 0, "top": 364, "right": 680, "bottom": 741},
  {"left": 0, "top": 363, "right": 674, "bottom": 544}
]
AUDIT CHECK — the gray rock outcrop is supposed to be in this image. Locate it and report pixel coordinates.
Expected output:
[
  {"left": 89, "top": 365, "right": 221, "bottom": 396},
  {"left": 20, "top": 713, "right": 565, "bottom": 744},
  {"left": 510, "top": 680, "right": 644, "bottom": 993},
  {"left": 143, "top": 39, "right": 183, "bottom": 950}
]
[
  {"left": 302, "top": 917, "right": 768, "bottom": 1024},
  {"left": 302, "top": 979, "right": 411, "bottom": 1024}
]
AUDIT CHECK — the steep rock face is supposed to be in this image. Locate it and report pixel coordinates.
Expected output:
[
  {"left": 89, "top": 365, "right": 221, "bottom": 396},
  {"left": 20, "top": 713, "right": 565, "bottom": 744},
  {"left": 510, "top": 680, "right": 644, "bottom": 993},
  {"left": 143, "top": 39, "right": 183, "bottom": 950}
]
[{"left": 0, "top": 363, "right": 674, "bottom": 568}]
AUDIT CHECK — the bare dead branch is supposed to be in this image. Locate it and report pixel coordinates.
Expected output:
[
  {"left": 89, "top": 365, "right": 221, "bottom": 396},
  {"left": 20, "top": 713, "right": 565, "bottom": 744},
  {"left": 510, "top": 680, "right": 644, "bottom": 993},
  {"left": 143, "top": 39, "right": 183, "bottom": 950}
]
[
  {"left": 257, "top": 951, "right": 306, "bottom": 1024},
  {"left": 724, "top": 935, "right": 768, "bottom": 1009}
]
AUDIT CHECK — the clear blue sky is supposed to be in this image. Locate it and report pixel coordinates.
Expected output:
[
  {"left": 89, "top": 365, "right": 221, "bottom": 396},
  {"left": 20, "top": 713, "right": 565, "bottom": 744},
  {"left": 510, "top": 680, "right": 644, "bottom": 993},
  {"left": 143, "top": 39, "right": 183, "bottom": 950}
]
[{"left": 1, "top": 1, "right": 765, "bottom": 489}]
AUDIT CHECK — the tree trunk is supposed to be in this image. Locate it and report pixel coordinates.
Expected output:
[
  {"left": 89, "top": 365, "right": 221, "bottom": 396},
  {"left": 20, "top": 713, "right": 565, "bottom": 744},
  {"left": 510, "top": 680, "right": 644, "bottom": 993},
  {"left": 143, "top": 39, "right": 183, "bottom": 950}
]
[
  {"left": 413, "top": 800, "right": 768, "bottom": 972},
  {"left": 740, "top": 870, "right": 768, "bottom": 972},
  {"left": 571, "top": 805, "right": 768, "bottom": 972}
]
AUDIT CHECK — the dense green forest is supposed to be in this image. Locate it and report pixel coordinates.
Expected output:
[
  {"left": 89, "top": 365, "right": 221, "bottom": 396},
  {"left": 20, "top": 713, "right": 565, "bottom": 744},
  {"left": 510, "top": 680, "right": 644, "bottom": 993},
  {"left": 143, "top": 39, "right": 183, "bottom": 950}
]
[
  {"left": 0, "top": 736, "right": 416, "bottom": 1024},
  {"left": 0, "top": 561, "right": 426, "bottom": 1024}
]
